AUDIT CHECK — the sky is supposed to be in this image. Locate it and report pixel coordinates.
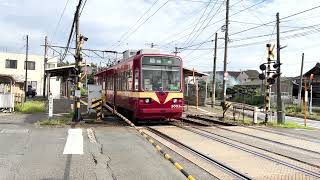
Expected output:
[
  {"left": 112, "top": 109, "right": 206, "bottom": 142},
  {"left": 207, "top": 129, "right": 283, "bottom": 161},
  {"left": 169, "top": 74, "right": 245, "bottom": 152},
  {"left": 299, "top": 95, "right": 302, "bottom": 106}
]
[{"left": 1, "top": 0, "right": 320, "bottom": 77}]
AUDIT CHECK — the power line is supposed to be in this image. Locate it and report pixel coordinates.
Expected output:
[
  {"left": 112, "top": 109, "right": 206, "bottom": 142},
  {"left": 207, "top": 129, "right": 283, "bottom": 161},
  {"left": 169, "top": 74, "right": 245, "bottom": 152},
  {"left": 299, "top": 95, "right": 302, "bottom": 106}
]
[
  {"left": 115, "top": 0, "right": 170, "bottom": 48},
  {"left": 110, "top": 0, "right": 160, "bottom": 48},
  {"left": 162, "top": 0, "right": 267, "bottom": 51},
  {"left": 182, "top": 0, "right": 213, "bottom": 47},
  {"left": 51, "top": 0, "right": 71, "bottom": 44},
  {"left": 79, "top": 0, "right": 88, "bottom": 16},
  {"left": 230, "top": 4, "right": 320, "bottom": 36},
  {"left": 183, "top": 0, "right": 224, "bottom": 48},
  {"left": 60, "top": 0, "right": 84, "bottom": 63}
]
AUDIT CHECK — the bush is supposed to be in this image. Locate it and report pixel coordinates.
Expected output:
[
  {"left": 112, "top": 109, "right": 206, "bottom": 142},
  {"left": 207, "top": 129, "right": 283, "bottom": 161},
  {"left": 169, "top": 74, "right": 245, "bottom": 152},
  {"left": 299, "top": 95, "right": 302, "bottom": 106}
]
[
  {"left": 80, "top": 87, "right": 87, "bottom": 96},
  {"left": 15, "top": 101, "right": 46, "bottom": 113},
  {"left": 229, "top": 95, "right": 264, "bottom": 106}
]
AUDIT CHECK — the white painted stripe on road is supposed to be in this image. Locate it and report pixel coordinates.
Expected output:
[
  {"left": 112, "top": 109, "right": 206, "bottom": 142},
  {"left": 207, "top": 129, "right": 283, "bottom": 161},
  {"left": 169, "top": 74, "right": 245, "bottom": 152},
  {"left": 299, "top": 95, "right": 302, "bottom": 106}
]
[
  {"left": 63, "top": 129, "right": 83, "bottom": 154},
  {"left": 0, "top": 129, "right": 29, "bottom": 133}
]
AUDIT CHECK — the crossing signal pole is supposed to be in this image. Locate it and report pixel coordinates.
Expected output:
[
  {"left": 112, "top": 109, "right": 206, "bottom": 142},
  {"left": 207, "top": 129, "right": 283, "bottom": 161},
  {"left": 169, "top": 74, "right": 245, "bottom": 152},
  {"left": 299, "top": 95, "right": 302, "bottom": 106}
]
[
  {"left": 73, "top": 0, "right": 87, "bottom": 122},
  {"left": 259, "top": 43, "right": 281, "bottom": 123}
]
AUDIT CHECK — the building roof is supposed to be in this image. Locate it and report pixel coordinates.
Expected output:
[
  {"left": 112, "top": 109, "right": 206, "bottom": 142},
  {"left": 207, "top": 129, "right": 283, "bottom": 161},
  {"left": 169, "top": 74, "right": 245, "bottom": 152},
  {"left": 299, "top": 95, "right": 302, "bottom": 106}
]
[
  {"left": 184, "top": 68, "right": 209, "bottom": 77},
  {"left": 204, "top": 71, "right": 241, "bottom": 78},
  {"left": 243, "top": 70, "right": 259, "bottom": 79},
  {"left": 239, "top": 79, "right": 262, "bottom": 86},
  {"left": 304, "top": 62, "right": 320, "bottom": 77}
]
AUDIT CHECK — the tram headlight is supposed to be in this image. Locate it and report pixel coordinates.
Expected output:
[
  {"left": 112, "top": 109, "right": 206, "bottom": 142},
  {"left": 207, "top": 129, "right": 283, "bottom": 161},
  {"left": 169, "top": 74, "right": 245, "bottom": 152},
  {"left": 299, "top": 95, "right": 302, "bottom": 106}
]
[
  {"left": 173, "top": 98, "right": 178, "bottom": 104},
  {"left": 145, "top": 98, "right": 151, "bottom": 104}
]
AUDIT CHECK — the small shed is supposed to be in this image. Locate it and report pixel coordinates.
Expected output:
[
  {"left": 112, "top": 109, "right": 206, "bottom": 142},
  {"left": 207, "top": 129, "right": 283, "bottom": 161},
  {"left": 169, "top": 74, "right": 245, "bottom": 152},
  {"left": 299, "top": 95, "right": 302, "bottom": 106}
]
[
  {"left": 0, "top": 75, "right": 15, "bottom": 112},
  {"left": 183, "top": 68, "right": 209, "bottom": 106}
]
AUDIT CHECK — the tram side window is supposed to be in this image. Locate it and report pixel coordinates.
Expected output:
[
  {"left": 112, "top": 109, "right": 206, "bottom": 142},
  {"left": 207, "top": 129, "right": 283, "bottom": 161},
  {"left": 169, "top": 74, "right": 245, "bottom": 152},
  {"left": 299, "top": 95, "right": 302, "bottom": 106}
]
[
  {"left": 134, "top": 69, "right": 139, "bottom": 91},
  {"left": 127, "top": 69, "right": 132, "bottom": 91}
]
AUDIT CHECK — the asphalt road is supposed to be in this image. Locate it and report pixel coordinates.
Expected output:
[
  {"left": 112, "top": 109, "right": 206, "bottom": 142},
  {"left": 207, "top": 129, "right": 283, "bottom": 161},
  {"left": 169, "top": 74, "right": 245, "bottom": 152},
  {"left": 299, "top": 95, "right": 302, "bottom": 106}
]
[{"left": 0, "top": 113, "right": 185, "bottom": 180}]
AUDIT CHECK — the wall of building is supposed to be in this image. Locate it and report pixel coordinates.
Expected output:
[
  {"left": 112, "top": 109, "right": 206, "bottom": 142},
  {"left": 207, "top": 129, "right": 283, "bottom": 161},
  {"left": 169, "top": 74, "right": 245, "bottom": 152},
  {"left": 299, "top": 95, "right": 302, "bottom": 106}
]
[
  {"left": 0, "top": 52, "right": 60, "bottom": 98},
  {"left": 237, "top": 72, "right": 249, "bottom": 83}
]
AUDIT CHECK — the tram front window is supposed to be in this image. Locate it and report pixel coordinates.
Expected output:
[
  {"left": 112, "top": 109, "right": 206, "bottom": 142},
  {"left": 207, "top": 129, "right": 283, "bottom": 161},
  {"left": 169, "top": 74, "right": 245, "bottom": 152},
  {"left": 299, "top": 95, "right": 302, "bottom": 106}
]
[{"left": 142, "top": 56, "right": 181, "bottom": 92}]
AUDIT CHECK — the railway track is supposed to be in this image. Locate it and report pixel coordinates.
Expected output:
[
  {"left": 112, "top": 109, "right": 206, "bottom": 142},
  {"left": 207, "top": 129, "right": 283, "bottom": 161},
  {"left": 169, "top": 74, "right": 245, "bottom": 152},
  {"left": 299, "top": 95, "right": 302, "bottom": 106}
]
[
  {"left": 246, "top": 126, "right": 320, "bottom": 144},
  {"left": 182, "top": 116, "right": 320, "bottom": 156},
  {"left": 180, "top": 116, "right": 320, "bottom": 169},
  {"left": 186, "top": 114, "right": 320, "bottom": 144},
  {"left": 144, "top": 126, "right": 252, "bottom": 180},
  {"left": 172, "top": 124, "right": 320, "bottom": 179}
]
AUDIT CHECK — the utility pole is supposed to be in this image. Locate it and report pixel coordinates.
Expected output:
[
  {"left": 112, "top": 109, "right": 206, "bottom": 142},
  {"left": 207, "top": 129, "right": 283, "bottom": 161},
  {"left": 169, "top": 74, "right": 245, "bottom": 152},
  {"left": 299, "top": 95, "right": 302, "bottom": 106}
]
[
  {"left": 298, "top": 53, "right": 304, "bottom": 109},
  {"left": 43, "top": 36, "right": 48, "bottom": 97},
  {"left": 24, "top": 35, "right": 29, "bottom": 102},
  {"left": 212, "top": 33, "right": 218, "bottom": 108},
  {"left": 276, "top": 12, "right": 284, "bottom": 124},
  {"left": 73, "top": 0, "right": 84, "bottom": 122},
  {"left": 222, "top": 0, "right": 229, "bottom": 103}
]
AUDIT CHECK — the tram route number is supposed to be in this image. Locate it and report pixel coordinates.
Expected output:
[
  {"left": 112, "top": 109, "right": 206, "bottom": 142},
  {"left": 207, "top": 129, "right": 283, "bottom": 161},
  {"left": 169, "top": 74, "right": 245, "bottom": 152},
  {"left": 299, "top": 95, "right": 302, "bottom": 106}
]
[{"left": 171, "top": 104, "right": 182, "bottom": 108}]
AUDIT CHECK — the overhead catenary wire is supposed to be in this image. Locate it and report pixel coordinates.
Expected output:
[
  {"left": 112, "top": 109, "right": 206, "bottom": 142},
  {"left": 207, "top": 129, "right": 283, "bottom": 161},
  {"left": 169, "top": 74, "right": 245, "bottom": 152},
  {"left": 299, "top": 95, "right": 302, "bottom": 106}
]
[
  {"left": 51, "top": 0, "right": 71, "bottom": 44},
  {"left": 162, "top": 0, "right": 267, "bottom": 52},
  {"left": 109, "top": 0, "right": 160, "bottom": 49},
  {"left": 183, "top": 0, "right": 224, "bottom": 48},
  {"left": 181, "top": 0, "right": 214, "bottom": 47},
  {"left": 113, "top": 0, "right": 169, "bottom": 49},
  {"left": 230, "top": 4, "right": 320, "bottom": 36}
]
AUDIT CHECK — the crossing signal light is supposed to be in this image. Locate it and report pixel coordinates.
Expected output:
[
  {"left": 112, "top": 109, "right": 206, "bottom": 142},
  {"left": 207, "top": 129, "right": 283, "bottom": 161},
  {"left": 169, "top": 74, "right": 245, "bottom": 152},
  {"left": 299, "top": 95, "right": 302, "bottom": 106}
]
[
  {"left": 260, "top": 64, "right": 266, "bottom": 71},
  {"left": 272, "top": 73, "right": 281, "bottom": 79},
  {"left": 267, "top": 78, "right": 275, "bottom": 85},
  {"left": 259, "top": 73, "right": 266, "bottom": 80},
  {"left": 273, "top": 62, "right": 281, "bottom": 69}
]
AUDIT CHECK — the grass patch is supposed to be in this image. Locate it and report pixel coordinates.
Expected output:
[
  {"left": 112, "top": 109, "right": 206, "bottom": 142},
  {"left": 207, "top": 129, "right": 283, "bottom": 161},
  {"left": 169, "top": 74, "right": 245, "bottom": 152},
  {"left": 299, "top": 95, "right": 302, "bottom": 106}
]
[
  {"left": 15, "top": 101, "right": 46, "bottom": 113},
  {"left": 36, "top": 112, "right": 73, "bottom": 127},
  {"left": 286, "top": 112, "right": 320, "bottom": 121},
  {"left": 267, "top": 121, "right": 313, "bottom": 130},
  {"left": 36, "top": 116, "right": 70, "bottom": 127}
]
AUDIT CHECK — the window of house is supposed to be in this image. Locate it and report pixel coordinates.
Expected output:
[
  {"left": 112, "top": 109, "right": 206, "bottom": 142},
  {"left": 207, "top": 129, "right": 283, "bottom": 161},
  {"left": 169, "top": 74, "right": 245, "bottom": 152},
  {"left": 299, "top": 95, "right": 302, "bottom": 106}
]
[
  {"left": 46, "top": 63, "right": 55, "bottom": 69},
  {"left": 24, "top": 61, "right": 35, "bottom": 70},
  {"left": 5, "top": 59, "right": 17, "bottom": 69},
  {"left": 27, "top": 81, "right": 37, "bottom": 90}
]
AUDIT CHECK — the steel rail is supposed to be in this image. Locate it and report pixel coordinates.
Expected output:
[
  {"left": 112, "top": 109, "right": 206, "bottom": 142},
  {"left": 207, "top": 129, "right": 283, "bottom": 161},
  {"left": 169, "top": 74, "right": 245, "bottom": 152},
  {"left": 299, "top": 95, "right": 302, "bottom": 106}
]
[
  {"left": 175, "top": 124, "right": 320, "bottom": 179},
  {"left": 145, "top": 126, "right": 252, "bottom": 180},
  {"left": 183, "top": 116, "right": 320, "bottom": 156}
]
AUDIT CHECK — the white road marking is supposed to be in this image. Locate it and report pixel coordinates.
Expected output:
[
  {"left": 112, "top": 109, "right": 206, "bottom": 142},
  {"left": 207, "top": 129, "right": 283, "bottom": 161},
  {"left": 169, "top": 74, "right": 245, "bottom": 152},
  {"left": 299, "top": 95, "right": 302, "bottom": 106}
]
[
  {"left": 0, "top": 129, "right": 29, "bottom": 133},
  {"left": 63, "top": 129, "right": 83, "bottom": 155}
]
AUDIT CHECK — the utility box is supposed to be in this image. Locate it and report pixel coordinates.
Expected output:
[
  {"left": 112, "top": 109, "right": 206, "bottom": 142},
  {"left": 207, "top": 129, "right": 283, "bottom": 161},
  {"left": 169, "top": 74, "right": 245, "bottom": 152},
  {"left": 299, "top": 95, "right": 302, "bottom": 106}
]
[
  {"left": 0, "top": 76, "right": 15, "bottom": 112},
  {"left": 87, "top": 84, "right": 102, "bottom": 113}
]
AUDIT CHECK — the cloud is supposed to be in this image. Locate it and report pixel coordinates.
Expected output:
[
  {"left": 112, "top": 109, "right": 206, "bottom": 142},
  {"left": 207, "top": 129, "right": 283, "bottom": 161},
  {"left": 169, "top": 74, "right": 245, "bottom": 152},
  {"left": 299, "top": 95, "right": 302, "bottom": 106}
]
[{"left": 0, "top": 0, "right": 320, "bottom": 76}]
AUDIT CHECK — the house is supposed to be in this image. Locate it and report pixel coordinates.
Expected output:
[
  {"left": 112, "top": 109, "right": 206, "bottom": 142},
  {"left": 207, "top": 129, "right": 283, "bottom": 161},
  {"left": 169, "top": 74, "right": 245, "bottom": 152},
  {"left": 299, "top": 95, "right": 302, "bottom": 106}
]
[
  {"left": 293, "top": 62, "right": 320, "bottom": 106},
  {"left": 204, "top": 71, "right": 241, "bottom": 88},
  {"left": 237, "top": 70, "right": 260, "bottom": 83},
  {"left": 0, "top": 52, "right": 60, "bottom": 98}
]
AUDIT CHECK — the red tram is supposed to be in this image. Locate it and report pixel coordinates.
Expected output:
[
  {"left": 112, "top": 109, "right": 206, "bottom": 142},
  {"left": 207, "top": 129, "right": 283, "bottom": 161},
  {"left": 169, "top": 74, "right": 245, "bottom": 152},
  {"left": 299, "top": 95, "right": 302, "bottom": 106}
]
[{"left": 95, "top": 49, "right": 184, "bottom": 121}]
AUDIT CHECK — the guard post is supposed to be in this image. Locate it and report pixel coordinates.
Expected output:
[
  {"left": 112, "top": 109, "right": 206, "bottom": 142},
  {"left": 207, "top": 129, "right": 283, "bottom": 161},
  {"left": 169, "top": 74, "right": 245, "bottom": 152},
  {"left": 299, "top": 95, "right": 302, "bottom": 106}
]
[{"left": 91, "top": 98, "right": 102, "bottom": 122}]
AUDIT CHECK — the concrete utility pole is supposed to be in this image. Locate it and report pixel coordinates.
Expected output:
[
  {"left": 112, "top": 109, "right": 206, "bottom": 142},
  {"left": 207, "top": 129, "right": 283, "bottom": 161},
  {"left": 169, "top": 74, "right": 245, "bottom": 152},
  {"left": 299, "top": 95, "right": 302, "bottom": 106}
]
[
  {"left": 24, "top": 35, "right": 29, "bottom": 102},
  {"left": 222, "top": 0, "right": 229, "bottom": 102},
  {"left": 43, "top": 36, "right": 48, "bottom": 97},
  {"left": 174, "top": 47, "right": 180, "bottom": 56},
  {"left": 212, "top": 33, "right": 218, "bottom": 108},
  {"left": 276, "top": 12, "right": 284, "bottom": 124},
  {"left": 73, "top": 0, "right": 84, "bottom": 122},
  {"left": 298, "top": 53, "right": 304, "bottom": 108}
]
